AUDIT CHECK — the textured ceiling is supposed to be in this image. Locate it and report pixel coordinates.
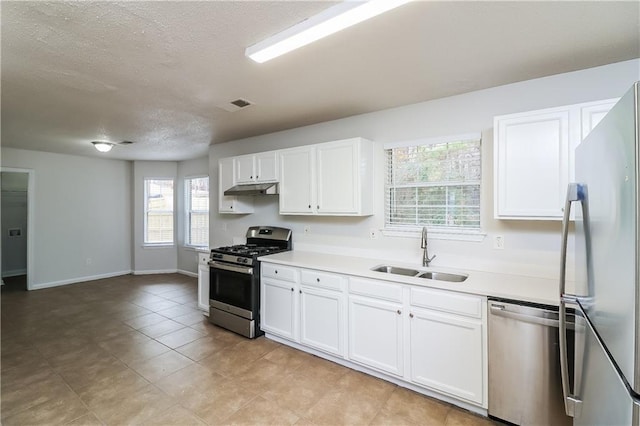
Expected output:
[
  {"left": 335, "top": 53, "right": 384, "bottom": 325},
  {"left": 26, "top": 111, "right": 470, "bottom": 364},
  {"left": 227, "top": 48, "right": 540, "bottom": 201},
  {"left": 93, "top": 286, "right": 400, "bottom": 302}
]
[{"left": 2, "top": 1, "right": 639, "bottom": 161}]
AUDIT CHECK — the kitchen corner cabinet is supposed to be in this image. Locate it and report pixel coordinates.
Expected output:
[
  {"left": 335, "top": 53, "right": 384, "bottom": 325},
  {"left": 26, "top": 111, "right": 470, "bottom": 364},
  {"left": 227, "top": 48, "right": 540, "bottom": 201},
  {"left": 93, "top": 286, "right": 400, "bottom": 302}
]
[
  {"left": 218, "top": 157, "right": 253, "bottom": 214},
  {"left": 234, "top": 151, "right": 278, "bottom": 184},
  {"left": 279, "top": 138, "right": 374, "bottom": 216},
  {"left": 197, "top": 252, "right": 210, "bottom": 312},
  {"left": 494, "top": 98, "right": 617, "bottom": 220}
]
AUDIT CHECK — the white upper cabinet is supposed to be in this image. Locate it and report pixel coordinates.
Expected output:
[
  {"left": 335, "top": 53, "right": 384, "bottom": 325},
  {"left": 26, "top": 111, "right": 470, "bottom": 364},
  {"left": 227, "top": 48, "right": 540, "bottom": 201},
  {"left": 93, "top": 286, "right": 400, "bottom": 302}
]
[
  {"left": 234, "top": 151, "right": 278, "bottom": 184},
  {"left": 580, "top": 98, "right": 619, "bottom": 141},
  {"left": 218, "top": 158, "right": 254, "bottom": 214},
  {"left": 494, "top": 108, "right": 570, "bottom": 219},
  {"left": 494, "top": 98, "right": 618, "bottom": 220},
  {"left": 279, "top": 138, "right": 374, "bottom": 216},
  {"left": 279, "top": 146, "right": 315, "bottom": 214}
]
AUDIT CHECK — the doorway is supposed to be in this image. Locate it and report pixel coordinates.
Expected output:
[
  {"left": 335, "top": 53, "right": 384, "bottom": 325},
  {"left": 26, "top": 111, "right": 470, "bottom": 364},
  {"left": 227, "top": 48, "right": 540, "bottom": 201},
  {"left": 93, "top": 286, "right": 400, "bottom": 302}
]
[{"left": 1, "top": 168, "right": 34, "bottom": 291}]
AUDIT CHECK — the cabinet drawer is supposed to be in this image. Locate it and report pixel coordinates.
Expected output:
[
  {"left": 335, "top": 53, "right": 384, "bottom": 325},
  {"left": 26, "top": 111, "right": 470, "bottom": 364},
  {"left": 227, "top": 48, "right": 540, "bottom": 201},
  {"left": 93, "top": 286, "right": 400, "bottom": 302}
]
[
  {"left": 198, "top": 252, "right": 210, "bottom": 265},
  {"left": 349, "top": 278, "right": 403, "bottom": 303},
  {"left": 301, "top": 269, "right": 344, "bottom": 291},
  {"left": 410, "top": 287, "right": 482, "bottom": 319},
  {"left": 262, "top": 263, "right": 298, "bottom": 283}
]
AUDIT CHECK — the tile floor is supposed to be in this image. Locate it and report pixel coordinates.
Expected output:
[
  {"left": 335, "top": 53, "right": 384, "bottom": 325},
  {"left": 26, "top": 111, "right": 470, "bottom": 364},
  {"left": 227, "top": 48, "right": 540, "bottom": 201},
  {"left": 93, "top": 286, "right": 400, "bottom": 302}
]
[{"left": 1, "top": 273, "right": 498, "bottom": 425}]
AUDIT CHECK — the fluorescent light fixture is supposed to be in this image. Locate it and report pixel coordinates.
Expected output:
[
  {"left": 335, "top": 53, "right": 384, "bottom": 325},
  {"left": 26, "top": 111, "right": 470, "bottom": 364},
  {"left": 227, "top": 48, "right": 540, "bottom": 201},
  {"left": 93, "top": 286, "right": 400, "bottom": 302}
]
[
  {"left": 92, "top": 141, "right": 114, "bottom": 153},
  {"left": 246, "top": 0, "right": 412, "bottom": 63}
]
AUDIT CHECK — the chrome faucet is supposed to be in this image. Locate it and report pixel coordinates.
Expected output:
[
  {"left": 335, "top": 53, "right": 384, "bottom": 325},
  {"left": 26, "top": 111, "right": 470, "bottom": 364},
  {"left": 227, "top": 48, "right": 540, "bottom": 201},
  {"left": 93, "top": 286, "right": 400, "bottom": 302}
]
[{"left": 421, "top": 226, "right": 436, "bottom": 267}]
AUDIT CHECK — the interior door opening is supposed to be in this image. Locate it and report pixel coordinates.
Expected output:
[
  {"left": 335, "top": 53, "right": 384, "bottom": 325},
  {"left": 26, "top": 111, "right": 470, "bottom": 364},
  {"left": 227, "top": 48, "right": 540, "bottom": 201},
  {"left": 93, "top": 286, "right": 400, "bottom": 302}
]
[{"left": 1, "top": 169, "right": 33, "bottom": 291}]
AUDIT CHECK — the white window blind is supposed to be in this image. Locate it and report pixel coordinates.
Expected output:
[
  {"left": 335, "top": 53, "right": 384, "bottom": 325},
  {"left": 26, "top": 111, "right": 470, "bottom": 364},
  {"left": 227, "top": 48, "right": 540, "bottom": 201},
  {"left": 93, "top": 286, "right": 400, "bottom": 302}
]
[
  {"left": 185, "top": 176, "right": 209, "bottom": 247},
  {"left": 385, "top": 137, "right": 481, "bottom": 232},
  {"left": 144, "top": 179, "right": 174, "bottom": 244}
]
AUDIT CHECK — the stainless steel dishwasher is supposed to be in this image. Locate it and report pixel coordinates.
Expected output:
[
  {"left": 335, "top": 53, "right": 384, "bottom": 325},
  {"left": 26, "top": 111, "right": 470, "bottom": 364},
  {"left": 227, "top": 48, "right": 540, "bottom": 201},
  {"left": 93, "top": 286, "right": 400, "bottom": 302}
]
[{"left": 488, "top": 298, "right": 574, "bottom": 426}]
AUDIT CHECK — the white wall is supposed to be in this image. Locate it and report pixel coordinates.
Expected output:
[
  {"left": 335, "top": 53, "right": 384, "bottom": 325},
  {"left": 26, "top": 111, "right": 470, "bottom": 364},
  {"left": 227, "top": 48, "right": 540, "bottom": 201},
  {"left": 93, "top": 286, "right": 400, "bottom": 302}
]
[
  {"left": 132, "top": 160, "right": 178, "bottom": 273},
  {"left": 0, "top": 148, "right": 132, "bottom": 288},
  {"left": 177, "top": 156, "right": 209, "bottom": 275},
  {"left": 209, "top": 59, "right": 640, "bottom": 280},
  {"left": 1, "top": 172, "right": 29, "bottom": 277}
]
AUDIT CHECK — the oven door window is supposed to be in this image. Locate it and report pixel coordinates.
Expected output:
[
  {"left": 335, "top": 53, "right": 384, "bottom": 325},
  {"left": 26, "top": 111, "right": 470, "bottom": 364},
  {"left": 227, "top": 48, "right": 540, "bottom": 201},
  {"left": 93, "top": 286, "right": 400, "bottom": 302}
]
[{"left": 210, "top": 267, "right": 254, "bottom": 312}]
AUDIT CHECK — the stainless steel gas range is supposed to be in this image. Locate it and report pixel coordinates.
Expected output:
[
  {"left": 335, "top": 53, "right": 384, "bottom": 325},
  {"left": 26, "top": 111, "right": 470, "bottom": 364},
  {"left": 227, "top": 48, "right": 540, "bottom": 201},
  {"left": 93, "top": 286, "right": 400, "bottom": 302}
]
[{"left": 208, "top": 226, "right": 292, "bottom": 338}]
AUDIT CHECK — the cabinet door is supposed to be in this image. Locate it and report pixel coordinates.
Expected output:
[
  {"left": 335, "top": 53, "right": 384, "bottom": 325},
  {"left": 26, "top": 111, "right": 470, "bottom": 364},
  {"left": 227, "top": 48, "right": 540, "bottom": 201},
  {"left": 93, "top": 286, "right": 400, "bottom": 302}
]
[
  {"left": 279, "top": 147, "right": 315, "bottom": 214},
  {"left": 260, "top": 278, "right": 297, "bottom": 340},
  {"left": 234, "top": 155, "right": 255, "bottom": 183},
  {"left": 197, "top": 262, "right": 210, "bottom": 312},
  {"left": 348, "top": 295, "right": 403, "bottom": 376},
  {"left": 494, "top": 109, "right": 570, "bottom": 219},
  {"left": 580, "top": 99, "right": 618, "bottom": 141},
  {"left": 300, "top": 286, "right": 344, "bottom": 357},
  {"left": 219, "top": 158, "right": 253, "bottom": 214},
  {"left": 256, "top": 152, "right": 278, "bottom": 182},
  {"left": 316, "top": 141, "right": 358, "bottom": 214},
  {"left": 410, "top": 307, "right": 483, "bottom": 405}
]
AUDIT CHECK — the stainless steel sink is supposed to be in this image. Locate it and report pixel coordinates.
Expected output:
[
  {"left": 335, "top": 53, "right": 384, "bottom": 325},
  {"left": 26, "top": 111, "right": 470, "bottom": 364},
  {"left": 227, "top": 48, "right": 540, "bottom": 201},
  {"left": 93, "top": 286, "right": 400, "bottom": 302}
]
[
  {"left": 371, "top": 265, "right": 420, "bottom": 276},
  {"left": 370, "top": 264, "right": 468, "bottom": 283},
  {"left": 417, "top": 271, "right": 468, "bottom": 282}
]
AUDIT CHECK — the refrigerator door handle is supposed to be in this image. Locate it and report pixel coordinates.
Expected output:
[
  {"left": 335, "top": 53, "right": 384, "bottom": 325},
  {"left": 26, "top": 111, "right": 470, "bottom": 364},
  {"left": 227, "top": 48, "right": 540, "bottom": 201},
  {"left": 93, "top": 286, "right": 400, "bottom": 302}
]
[{"left": 559, "top": 183, "right": 591, "bottom": 417}]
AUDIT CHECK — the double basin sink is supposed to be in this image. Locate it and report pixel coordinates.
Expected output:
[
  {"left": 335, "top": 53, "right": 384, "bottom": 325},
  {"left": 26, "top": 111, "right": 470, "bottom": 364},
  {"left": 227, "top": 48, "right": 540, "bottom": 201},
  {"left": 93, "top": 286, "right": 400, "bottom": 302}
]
[{"left": 371, "top": 265, "right": 468, "bottom": 283}]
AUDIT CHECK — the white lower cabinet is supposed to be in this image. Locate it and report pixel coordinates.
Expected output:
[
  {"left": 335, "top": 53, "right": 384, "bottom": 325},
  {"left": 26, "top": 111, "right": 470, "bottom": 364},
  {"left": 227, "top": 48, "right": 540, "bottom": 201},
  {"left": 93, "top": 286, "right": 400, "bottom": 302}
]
[
  {"left": 197, "top": 252, "right": 210, "bottom": 312},
  {"left": 300, "top": 286, "right": 344, "bottom": 356},
  {"left": 348, "top": 295, "right": 404, "bottom": 377},
  {"left": 260, "top": 262, "right": 487, "bottom": 409},
  {"left": 261, "top": 264, "right": 346, "bottom": 357},
  {"left": 260, "top": 278, "right": 297, "bottom": 340},
  {"left": 409, "top": 307, "right": 484, "bottom": 404}
]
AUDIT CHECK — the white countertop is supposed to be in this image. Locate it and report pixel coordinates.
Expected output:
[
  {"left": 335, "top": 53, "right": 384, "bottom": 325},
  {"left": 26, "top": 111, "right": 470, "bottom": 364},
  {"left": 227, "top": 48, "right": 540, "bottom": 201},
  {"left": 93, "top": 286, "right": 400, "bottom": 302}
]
[{"left": 259, "top": 250, "right": 570, "bottom": 306}]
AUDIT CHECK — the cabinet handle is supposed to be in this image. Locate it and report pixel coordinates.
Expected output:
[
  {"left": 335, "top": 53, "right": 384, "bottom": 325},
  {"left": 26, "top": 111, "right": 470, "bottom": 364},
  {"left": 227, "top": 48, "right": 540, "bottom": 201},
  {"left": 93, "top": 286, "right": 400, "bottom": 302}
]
[
  {"left": 317, "top": 205, "right": 319, "bottom": 209},
  {"left": 299, "top": 290, "right": 302, "bottom": 294},
  {"left": 250, "top": 175, "right": 253, "bottom": 179},
  {"left": 230, "top": 205, "right": 233, "bottom": 209},
  {"left": 256, "top": 175, "right": 259, "bottom": 179},
  {"left": 308, "top": 204, "right": 311, "bottom": 209},
  {"left": 397, "top": 309, "right": 402, "bottom": 315},
  {"left": 275, "top": 270, "right": 278, "bottom": 274},
  {"left": 291, "top": 288, "right": 294, "bottom": 292},
  {"left": 316, "top": 278, "right": 320, "bottom": 282},
  {"left": 409, "top": 313, "right": 414, "bottom": 318}
]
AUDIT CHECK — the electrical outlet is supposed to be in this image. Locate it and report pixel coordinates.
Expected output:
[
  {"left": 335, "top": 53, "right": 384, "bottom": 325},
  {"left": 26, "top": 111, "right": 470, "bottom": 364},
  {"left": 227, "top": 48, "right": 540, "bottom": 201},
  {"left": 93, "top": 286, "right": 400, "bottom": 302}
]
[
  {"left": 304, "top": 225, "right": 311, "bottom": 235},
  {"left": 493, "top": 235, "right": 505, "bottom": 250},
  {"left": 369, "top": 228, "right": 379, "bottom": 239}
]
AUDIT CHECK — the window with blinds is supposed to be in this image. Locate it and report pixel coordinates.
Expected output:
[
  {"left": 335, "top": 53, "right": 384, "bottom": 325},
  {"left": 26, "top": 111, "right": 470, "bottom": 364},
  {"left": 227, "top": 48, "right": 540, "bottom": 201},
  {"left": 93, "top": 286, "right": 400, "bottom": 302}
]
[
  {"left": 185, "top": 176, "right": 209, "bottom": 248},
  {"left": 144, "top": 179, "right": 174, "bottom": 244},
  {"left": 385, "top": 136, "right": 481, "bottom": 232}
]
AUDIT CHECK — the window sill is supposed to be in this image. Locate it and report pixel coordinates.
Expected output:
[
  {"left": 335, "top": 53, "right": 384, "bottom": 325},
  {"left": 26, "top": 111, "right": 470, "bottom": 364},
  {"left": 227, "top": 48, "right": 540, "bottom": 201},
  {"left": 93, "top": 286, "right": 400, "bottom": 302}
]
[
  {"left": 142, "top": 243, "right": 175, "bottom": 249},
  {"left": 381, "top": 227, "right": 486, "bottom": 242},
  {"left": 184, "top": 245, "right": 209, "bottom": 252}
]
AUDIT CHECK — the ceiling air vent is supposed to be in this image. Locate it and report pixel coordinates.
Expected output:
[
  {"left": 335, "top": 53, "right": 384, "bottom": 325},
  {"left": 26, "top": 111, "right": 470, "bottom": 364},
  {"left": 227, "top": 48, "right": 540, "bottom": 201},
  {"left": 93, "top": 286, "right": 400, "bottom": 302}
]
[{"left": 217, "top": 98, "right": 254, "bottom": 112}]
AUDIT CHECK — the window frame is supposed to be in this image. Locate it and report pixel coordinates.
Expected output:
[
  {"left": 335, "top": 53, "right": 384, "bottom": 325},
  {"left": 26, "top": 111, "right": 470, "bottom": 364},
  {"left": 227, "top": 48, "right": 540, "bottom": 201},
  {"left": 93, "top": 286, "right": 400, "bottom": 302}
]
[
  {"left": 184, "top": 175, "right": 209, "bottom": 249},
  {"left": 382, "top": 133, "right": 485, "bottom": 241},
  {"left": 143, "top": 177, "right": 175, "bottom": 247}
]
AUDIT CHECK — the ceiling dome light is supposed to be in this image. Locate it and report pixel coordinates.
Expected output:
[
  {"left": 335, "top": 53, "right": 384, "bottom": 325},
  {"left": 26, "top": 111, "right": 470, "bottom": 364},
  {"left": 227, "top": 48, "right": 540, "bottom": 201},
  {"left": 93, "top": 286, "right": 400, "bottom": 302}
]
[{"left": 92, "top": 141, "right": 114, "bottom": 153}]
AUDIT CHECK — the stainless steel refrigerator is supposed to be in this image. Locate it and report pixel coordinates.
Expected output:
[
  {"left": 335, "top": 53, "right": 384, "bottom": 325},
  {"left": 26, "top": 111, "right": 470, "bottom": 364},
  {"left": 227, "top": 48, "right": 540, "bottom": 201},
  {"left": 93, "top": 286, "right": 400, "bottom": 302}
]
[{"left": 560, "top": 82, "right": 640, "bottom": 425}]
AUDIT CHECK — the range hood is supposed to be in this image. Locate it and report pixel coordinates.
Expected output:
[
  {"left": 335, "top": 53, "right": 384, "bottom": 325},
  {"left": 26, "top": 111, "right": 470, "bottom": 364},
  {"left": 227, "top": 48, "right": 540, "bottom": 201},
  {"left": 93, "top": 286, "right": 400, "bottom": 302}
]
[{"left": 224, "top": 182, "right": 278, "bottom": 196}]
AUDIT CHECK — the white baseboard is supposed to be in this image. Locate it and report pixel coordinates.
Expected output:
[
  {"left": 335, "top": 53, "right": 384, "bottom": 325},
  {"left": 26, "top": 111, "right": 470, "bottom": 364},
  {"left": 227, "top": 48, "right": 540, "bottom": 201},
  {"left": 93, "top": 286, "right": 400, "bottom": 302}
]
[
  {"left": 132, "top": 269, "right": 178, "bottom": 275},
  {"left": 178, "top": 269, "right": 198, "bottom": 278},
  {"left": 31, "top": 270, "right": 132, "bottom": 290},
  {"left": 2, "top": 269, "right": 27, "bottom": 278}
]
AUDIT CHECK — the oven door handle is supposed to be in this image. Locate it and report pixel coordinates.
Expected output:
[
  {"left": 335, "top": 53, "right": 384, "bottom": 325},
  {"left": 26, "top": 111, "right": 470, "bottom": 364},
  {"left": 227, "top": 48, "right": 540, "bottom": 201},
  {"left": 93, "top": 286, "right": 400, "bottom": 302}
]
[{"left": 209, "top": 261, "right": 253, "bottom": 275}]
